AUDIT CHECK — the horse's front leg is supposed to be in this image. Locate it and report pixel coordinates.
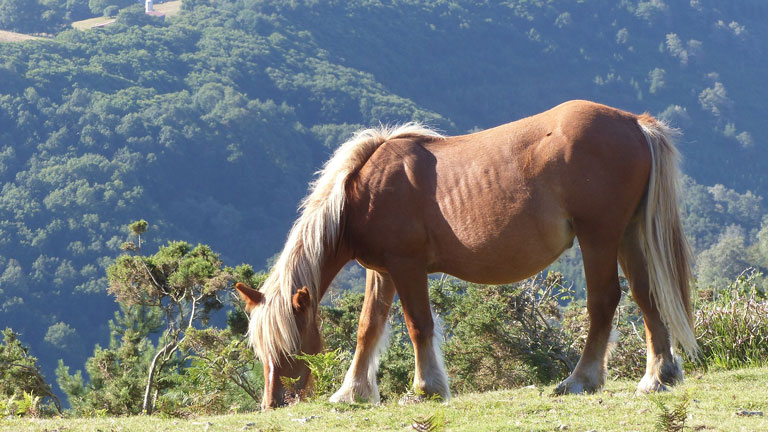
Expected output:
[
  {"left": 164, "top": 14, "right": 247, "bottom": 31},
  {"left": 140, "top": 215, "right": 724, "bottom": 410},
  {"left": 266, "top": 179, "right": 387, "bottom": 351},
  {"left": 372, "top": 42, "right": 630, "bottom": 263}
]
[
  {"left": 330, "top": 269, "right": 395, "bottom": 404},
  {"left": 388, "top": 260, "right": 450, "bottom": 401}
]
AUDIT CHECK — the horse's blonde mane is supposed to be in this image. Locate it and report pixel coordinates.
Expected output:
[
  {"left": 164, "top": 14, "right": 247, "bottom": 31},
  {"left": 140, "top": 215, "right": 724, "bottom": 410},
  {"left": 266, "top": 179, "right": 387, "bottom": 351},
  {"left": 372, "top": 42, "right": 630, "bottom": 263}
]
[{"left": 248, "top": 123, "right": 444, "bottom": 364}]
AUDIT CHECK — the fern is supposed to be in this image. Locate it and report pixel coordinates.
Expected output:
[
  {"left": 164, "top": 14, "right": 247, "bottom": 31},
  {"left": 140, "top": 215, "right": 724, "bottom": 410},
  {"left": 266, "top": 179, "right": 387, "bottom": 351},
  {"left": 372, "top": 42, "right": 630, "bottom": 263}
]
[
  {"left": 412, "top": 412, "right": 447, "bottom": 432},
  {"left": 651, "top": 391, "right": 690, "bottom": 432},
  {"left": 295, "top": 349, "right": 348, "bottom": 398}
]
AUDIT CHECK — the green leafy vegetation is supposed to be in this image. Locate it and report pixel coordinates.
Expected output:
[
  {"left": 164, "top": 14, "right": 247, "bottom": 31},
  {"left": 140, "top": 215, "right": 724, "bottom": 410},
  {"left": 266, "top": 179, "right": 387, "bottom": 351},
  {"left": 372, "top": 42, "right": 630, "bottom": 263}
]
[
  {"left": 0, "top": 328, "right": 61, "bottom": 416},
  {"left": 651, "top": 391, "right": 691, "bottom": 432},
  {"left": 431, "top": 274, "right": 577, "bottom": 391},
  {"left": 54, "top": 221, "right": 264, "bottom": 416},
  {"left": 695, "top": 270, "right": 768, "bottom": 370},
  {"left": 294, "top": 349, "right": 348, "bottom": 399}
]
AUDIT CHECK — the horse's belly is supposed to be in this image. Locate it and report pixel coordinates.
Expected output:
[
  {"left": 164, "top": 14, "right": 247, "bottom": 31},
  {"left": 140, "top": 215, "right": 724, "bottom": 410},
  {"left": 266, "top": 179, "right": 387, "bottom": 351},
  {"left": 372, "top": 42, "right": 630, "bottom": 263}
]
[{"left": 427, "top": 205, "right": 574, "bottom": 284}]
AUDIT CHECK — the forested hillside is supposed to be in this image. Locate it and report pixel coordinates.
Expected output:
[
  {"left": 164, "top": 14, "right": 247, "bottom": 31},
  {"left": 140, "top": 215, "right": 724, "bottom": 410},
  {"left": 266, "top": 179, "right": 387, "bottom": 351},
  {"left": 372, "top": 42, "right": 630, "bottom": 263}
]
[{"left": 1, "top": 0, "right": 767, "bottom": 400}]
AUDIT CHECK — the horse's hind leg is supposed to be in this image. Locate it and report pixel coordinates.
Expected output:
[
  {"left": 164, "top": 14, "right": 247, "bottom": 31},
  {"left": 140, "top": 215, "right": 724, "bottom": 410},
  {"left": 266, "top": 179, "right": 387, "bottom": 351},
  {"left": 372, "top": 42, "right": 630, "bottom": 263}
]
[
  {"left": 330, "top": 269, "right": 395, "bottom": 404},
  {"left": 387, "top": 261, "right": 450, "bottom": 400},
  {"left": 555, "top": 231, "right": 622, "bottom": 395},
  {"left": 618, "top": 227, "right": 683, "bottom": 393}
]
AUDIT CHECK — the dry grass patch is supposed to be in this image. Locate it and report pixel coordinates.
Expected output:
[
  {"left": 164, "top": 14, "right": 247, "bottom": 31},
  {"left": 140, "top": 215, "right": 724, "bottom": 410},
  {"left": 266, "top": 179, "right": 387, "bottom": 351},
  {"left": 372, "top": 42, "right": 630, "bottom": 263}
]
[
  {"left": 0, "top": 30, "right": 44, "bottom": 42},
  {"left": 155, "top": 0, "right": 182, "bottom": 17}
]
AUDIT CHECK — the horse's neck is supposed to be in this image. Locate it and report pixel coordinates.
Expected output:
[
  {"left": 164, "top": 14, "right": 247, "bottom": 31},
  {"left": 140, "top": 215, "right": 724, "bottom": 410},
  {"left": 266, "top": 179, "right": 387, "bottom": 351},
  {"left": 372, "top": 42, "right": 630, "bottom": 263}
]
[{"left": 315, "top": 245, "right": 352, "bottom": 301}]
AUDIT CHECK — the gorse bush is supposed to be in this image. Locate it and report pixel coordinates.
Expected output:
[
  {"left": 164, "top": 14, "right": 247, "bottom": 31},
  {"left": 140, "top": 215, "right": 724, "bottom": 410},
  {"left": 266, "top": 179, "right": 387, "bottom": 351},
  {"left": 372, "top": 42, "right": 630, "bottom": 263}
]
[
  {"left": 318, "top": 273, "right": 580, "bottom": 399},
  {"left": 56, "top": 305, "right": 168, "bottom": 417}
]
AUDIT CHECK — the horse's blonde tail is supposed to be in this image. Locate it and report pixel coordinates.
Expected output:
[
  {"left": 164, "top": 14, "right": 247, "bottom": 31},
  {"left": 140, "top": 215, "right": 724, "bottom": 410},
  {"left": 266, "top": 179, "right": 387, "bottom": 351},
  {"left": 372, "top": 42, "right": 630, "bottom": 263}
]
[{"left": 636, "top": 114, "right": 698, "bottom": 358}]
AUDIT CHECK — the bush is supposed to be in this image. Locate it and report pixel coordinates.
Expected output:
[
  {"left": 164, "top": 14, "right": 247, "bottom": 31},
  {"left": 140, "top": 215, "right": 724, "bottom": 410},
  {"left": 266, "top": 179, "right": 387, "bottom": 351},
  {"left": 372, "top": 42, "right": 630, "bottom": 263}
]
[
  {"left": 695, "top": 269, "right": 768, "bottom": 370},
  {"left": 0, "top": 328, "right": 61, "bottom": 416},
  {"left": 295, "top": 349, "right": 349, "bottom": 399},
  {"left": 321, "top": 273, "right": 582, "bottom": 398},
  {"left": 432, "top": 274, "right": 579, "bottom": 392},
  {"left": 103, "top": 5, "right": 119, "bottom": 17},
  {"left": 158, "top": 327, "right": 262, "bottom": 416},
  {"left": 56, "top": 306, "right": 166, "bottom": 416}
]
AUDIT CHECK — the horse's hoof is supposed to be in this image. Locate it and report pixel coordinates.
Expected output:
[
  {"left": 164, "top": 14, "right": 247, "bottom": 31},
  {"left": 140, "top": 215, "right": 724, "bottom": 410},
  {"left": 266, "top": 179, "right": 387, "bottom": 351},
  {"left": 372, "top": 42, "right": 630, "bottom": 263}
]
[
  {"left": 329, "top": 388, "right": 356, "bottom": 404},
  {"left": 553, "top": 376, "right": 601, "bottom": 395},
  {"left": 330, "top": 385, "right": 379, "bottom": 404},
  {"left": 398, "top": 390, "right": 428, "bottom": 405},
  {"left": 636, "top": 375, "right": 670, "bottom": 394},
  {"left": 554, "top": 381, "right": 583, "bottom": 395}
]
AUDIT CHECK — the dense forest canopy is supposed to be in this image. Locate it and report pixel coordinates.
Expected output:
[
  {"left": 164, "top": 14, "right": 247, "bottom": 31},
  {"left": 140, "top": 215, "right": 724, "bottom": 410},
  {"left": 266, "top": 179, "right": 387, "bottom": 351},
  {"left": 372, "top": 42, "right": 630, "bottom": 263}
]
[{"left": 1, "top": 0, "right": 767, "bottom": 400}]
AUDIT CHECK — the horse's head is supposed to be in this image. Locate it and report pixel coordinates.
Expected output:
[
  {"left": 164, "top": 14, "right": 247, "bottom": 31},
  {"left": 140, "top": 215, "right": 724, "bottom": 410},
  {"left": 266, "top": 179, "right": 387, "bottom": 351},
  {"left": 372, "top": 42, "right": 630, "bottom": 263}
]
[{"left": 235, "top": 282, "right": 322, "bottom": 409}]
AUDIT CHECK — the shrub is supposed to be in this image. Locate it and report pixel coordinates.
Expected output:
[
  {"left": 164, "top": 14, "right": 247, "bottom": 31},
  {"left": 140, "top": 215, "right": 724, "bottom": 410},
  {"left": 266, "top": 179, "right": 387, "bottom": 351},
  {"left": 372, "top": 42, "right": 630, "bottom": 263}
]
[
  {"left": 375, "top": 302, "right": 416, "bottom": 399},
  {"left": 431, "top": 273, "right": 579, "bottom": 393},
  {"left": 695, "top": 269, "right": 768, "bottom": 370},
  {"left": 321, "top": 273, "right": 584, "bottom": 398},
  {"left": 0, "top": 328, "right": 61, "bottom": 416},
  {"left": 56, "top": 305, "right": 166, "bottom": 416},
  {"left": 158, "top": 327, "right": 262, "bottom": 416}
]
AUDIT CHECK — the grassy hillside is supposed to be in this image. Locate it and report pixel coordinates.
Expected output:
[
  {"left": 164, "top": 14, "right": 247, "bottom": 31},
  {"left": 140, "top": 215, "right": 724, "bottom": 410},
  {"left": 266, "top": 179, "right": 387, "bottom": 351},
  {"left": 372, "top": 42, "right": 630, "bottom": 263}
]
[
  {"left": 3, "top": 368, "right": 767, "bottom": 431},
  {"left": 0, "top": 30, "right": 44, "bottom": 42}
]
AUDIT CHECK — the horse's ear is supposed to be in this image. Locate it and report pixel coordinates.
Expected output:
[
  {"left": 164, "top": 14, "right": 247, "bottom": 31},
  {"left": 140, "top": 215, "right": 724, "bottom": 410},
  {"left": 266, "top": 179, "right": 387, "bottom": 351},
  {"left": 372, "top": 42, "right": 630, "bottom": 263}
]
[
  {"left": 235, "top": 282, "right": 264, "bottom": 313},
  {"left": 292, "top": 286, "right": 311, "bottom": 312}
]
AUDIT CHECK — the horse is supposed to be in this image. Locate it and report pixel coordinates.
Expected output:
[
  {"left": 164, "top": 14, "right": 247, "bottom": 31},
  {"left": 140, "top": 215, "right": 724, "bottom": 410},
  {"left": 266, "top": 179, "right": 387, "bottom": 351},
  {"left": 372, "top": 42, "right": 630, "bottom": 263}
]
[{"left": 235, "top": 99, "right": 696, "bottom": 409}]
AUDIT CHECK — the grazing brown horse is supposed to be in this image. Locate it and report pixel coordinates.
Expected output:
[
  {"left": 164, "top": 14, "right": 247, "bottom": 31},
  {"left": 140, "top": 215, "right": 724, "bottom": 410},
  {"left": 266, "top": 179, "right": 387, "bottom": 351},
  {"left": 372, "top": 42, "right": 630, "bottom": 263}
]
[{"left": 235, "top": 100, "right": 696, "bottom": 409}]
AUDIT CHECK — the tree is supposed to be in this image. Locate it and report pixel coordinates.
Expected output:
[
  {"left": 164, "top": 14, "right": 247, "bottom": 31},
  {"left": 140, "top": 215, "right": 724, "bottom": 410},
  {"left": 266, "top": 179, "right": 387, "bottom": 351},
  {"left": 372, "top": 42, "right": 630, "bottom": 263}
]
[
  {"left": 162, "top": 327, "right": 263, "bottom": 415},
  {"left": 0, "top": 0, "right": 39, "bottom": 33},
  {"left": 56, "top": 305, "right": 164, "bottom": 416},
  {"left": 88, "top": 0, "right": 132, "bottom": 16},
  {"left": 695, "top": 225, "right": 751, "bottom": 291},
  {"left": 106, "top": 221, "right": 244, "bottom": 414},
  {"left": 0, "top": 328, "right": 61, "bottom": 415}
]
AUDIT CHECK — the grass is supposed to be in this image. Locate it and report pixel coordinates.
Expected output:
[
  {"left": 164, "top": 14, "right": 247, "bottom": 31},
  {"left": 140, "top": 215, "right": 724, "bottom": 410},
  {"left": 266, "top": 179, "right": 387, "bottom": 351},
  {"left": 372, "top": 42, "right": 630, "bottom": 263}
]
[
  {"left": 0, "top": 30, "right": 44, "bottom": 42},
  {"left": 71, "top": 16, "right": 116, "bottom": 30},
  {"left": 71, "top": 1, "right": 182, "bottom": 30},
  {"left": 154, "top": 0, "right": 182, "bottom": 16},
  {"left": 3, "top": 368, "right": 767, "bottom": 431}
]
